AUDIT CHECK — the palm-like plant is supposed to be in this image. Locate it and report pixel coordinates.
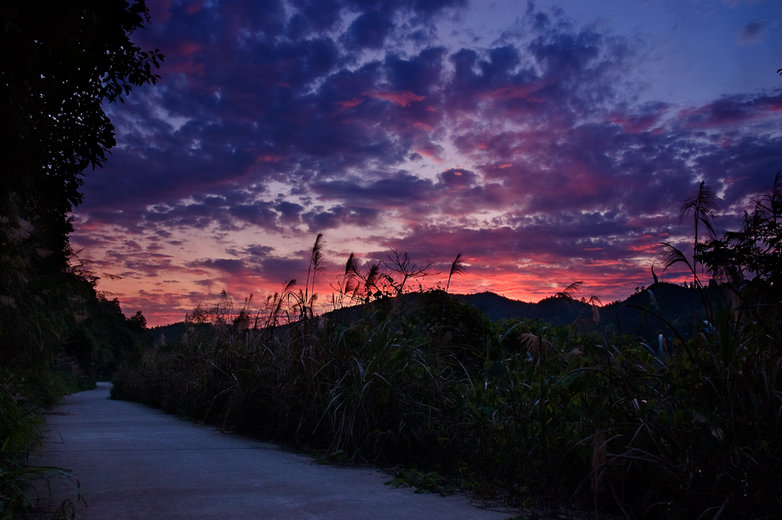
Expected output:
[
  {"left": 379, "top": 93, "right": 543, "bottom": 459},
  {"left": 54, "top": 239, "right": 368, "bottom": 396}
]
[
  {"left": 445, "top": 253, "right": 465, "bottom": 293},
  {"left": 680, "top": 180, "right": 720, "bottom": 279},
  {"left": 299, "top": 233, "right": 324, "bottom": 319},
  {"left": 556, "top": 281, "right": 583, "bottom": 299},
  {"left": 330, "top": 253, "right": 360, "bottom": 309}
]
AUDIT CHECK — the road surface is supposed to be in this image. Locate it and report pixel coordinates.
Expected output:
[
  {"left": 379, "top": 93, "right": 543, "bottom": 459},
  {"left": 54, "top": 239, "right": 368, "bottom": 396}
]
[{"left": 33, "top": 383, "right": 513, "bottom": 519}]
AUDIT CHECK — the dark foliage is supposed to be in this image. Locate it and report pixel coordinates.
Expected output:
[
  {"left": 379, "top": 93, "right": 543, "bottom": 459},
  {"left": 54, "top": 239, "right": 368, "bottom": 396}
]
[
  {"left": 696, "top": 172, "right": 782, "bottom": 287},
  {"left": 0, "top": 1, "right": 162, "bottom": 517},
  {"left": 1, "top": 0, "right": 162, "bottom": 251},
  {"left": 459, "top": 284, "right": 707, "bottom": 342}
]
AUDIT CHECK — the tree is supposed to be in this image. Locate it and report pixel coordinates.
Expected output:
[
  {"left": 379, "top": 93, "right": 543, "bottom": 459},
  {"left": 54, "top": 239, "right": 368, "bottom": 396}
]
[
  {"left": 129, "top": 310, "right": 148, "bottom": 332},
  {"left": 1, "top": 5, "right": 162, "bottom": 515},
  {"left": 1, "top": 0, "right": 163, "bottom": 267},
  {"left": 696, "top": 172, "right": 782, "bottom": 286},
  {"left": 1, "top": 0, "right": 162, "bottom": 378},
  {"left": 383, "top": 250, "right": 433, "bottom": 296}
]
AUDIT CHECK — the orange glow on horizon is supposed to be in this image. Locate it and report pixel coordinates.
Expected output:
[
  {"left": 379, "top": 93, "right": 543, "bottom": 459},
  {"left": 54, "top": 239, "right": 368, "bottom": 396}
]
[{"left": 104, "top": 258, "right": 697, "bottom": 328}]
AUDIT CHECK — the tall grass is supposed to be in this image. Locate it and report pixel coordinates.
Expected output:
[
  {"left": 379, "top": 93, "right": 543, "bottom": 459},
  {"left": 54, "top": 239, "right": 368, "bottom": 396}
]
[{"left": 112, "top": 236, "right": 781, "bottom": 518}]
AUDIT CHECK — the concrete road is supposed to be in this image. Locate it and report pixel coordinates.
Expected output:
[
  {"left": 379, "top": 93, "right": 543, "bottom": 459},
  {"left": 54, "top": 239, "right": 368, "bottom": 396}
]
[{"left": 33, "top": 383, "right": 513, "bottom": 519}]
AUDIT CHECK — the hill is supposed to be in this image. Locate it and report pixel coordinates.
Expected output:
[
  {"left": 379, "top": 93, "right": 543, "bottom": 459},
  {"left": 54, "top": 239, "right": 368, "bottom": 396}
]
[
  {"left": 149, "top": 321, "right": 188, "bottom": 345},
  {"left": 457, "top": 283, "right": 702, "bottom": 340},
  {"left": 601, "top": 282, "right": 704, "bottom": 339},
  {"left": 456, "top": 291, "right": 593, "bottom": 325},
  {"left": 151, "top": 283, "right": 702, "bottom": 345}
]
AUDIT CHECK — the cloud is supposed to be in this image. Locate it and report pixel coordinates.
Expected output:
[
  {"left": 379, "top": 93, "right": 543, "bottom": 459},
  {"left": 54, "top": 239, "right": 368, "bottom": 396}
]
[
  {"left": 70, "top": 1, "right": 782, "bottom": 325},
  {"left": 189, "top": 258, "right": 249, "bottom": 277},
  {"left": 675, "top": 92, "right": 782, "bottom": 129},
  {"left": 303, "top": 205, "right": 380, "bottom": 231},
  {"left": 385, "top": 47, "right": 447, "bottom": 96},
  {"left": 343, "top": 11, "right": 395, "bottom": 50},
  {"left": 737, "top": 19, "right": 766, "bottom": 44},
  {"left": 288, "top": 0, "right": 343, "bottom": 34},
  {"left": 312, "top": 173, "right": 435, "bottom": 206}
]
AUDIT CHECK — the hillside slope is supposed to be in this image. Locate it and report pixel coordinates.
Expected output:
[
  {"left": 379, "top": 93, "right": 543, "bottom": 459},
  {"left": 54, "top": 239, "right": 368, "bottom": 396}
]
[
  {"left": 152, "top": 283, "right": 703, "bottom": 345},
  {"left": 456, "top": 283, "right": 702, "bottom": 340}
]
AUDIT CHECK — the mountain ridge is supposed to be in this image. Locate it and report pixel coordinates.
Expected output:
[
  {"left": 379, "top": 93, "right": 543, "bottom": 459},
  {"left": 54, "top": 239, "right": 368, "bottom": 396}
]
[
  {"left": 455, "top": 282, "right": 701, "bottom": 339},
  {"left": 151, "top": 282, "right": 700, "bottom": 344}
]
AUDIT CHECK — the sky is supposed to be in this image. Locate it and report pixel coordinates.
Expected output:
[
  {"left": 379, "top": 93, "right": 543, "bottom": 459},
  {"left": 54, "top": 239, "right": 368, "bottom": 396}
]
[{"left": 71, "top": 0, "right": 782, "bottom": 327}]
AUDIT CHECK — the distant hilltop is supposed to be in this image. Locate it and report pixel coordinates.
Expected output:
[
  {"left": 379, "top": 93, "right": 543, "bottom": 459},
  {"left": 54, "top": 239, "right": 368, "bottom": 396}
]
[
  {"left": 456, "top": 282, "right": 702, "bottom": 340},
  {"left": 151, "top": 282, "right": 702, "bottom": 346}
]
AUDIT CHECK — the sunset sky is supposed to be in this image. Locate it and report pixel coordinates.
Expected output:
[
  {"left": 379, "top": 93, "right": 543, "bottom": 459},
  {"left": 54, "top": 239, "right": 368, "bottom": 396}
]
[{"left": 72, "top": 0, "right": 782, "bottom": 327}]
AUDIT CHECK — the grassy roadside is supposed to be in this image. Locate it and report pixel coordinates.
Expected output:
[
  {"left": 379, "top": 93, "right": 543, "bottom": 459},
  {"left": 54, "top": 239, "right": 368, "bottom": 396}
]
[
  {"left": 112, "top": 285, "right": 781, "bottom": 518},
  {"left": 0, "top": 366, "right": 90, "bottom": 520},
  {"left": 113, "top": 177, "right": 782, "bottom": 518}
]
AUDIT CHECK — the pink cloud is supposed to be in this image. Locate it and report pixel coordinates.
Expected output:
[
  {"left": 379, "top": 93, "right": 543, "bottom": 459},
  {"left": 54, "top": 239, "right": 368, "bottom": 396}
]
[
  {"left": 414, "top": 142, "right": 444, "bottom": 161},
  {"left": 147, "top": 0, "right": 173, "bottom": 23},
  {"left": 364, "top": 90, "right": 426, "bottom": 107},
  {"left": 185, "top": 0, "right": 205, "bottom": 15},
  {"left": 164, "top": 40, "right": 207, "bottom": 77},
  {"left": 610, "top": 112, "right": 666, "bottom": 134},
  {"left": 338, "top": 98, "right": 364, "bottom": 110},
  {"left": 480, "top": 80, "right": 554, "bottom": 102},
  {"left": 72, "top": 1, "right": 782, "bottom": 328},
  {"left": 413, "top": 121, "right": 434, "bottom": 131}
]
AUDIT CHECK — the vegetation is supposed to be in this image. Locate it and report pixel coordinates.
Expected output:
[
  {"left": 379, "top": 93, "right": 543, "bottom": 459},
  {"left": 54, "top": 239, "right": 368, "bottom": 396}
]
[
  {"left": 114, "top": 177, "right": 781, "bottom": 519},
  {"left": 2, "top": 0, "right": 778, "bottom": 517},
  {"left": 0, "top": 1, "right": 162, "bottom": 517}
]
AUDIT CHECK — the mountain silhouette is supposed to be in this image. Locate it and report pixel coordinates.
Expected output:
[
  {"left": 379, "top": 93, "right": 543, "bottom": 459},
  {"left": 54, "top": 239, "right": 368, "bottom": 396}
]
[
  {"left": 456, "top": 282, "right": 703, "bottom": 340},
  {"left": 151, "top": 283, "right": 703, "bottom": 345}
]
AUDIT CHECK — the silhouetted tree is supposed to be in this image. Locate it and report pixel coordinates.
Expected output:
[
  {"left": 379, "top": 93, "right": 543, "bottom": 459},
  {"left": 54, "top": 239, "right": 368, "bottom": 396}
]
[
  {"left": 383, "top": 250, "right": 433, "bottom": 296},
  {"left": 0, "top": 0, "right": 162, "bottom": 377},
  {"left": 129, "top": 311, "right": 148, "bottom": 332},
  {"left": 696, "top": 172, "right": 782, "bottom": 286},
  {"left": 1, "top": 0, "right": 163, "bottom": 268}
]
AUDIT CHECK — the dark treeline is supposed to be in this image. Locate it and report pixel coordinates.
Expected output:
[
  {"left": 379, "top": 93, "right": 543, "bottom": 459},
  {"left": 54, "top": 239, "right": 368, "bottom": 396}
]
[
  {"left": 0, "top": 1, "right": 162, "bottom": 517},
  {"left": 114, "top": 176, "right": 781, "bottom": 519}
]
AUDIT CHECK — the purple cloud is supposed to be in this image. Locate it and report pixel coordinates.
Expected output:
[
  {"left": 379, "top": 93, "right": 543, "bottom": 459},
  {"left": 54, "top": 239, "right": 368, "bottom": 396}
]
[
  {"left": 737, "top": 18, "right": 766, "bottom": 45},
  {"left": 68, "top": 0, "right": 782, "bottom": 325}
]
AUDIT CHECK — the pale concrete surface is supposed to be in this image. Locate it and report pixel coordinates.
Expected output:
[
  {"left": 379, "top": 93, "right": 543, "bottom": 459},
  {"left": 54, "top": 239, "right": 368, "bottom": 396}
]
[{"left": 33, "top": 383, "right": 514, "bottom": 519}]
